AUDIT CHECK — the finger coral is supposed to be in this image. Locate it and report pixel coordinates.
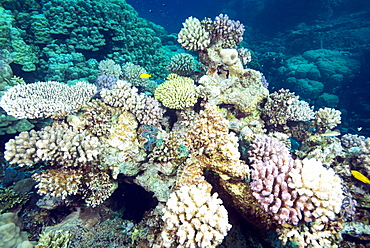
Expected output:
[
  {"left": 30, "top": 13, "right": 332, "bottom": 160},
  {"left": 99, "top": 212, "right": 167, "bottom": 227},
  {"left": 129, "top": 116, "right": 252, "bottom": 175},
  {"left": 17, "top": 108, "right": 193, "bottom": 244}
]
[
  {"left": 160, "top": 181, "right": 231, "bottom": 248},
  {"left": 154, "top": 74, "right": 198, "bottom": 110},
  {"left": 0, "top": 81, "right": 97, "bottom": 119}
]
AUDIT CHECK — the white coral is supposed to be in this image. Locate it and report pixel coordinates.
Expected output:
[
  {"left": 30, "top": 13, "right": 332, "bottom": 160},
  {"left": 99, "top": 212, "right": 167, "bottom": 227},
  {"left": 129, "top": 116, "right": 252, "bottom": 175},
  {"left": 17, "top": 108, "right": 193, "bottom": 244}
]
[
  {"left": 178, "top": 17, "right": 211, "bottom": 51},
  {"left": 289, "top": 158, "right": 344, "bottom": 223},
  {"left": 0, "top": 81, "right": 96, "bottom": 119},
  {"left": 161, "top": 182, "right": 231, "bottom": 248}
]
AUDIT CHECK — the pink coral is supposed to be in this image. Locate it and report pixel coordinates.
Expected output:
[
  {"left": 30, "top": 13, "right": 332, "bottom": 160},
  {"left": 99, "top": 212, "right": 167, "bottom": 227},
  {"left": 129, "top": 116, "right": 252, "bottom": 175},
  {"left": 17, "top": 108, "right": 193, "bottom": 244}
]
[{"left": 248, "top": 135, "right": 309, "bottom": 225}]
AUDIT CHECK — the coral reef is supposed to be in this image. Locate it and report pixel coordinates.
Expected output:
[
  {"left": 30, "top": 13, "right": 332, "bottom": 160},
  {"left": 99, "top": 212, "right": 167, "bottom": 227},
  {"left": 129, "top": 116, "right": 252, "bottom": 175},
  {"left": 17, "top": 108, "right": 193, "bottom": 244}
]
[{"left": 0, "top": 81, "right": 97, "bottom": 119}]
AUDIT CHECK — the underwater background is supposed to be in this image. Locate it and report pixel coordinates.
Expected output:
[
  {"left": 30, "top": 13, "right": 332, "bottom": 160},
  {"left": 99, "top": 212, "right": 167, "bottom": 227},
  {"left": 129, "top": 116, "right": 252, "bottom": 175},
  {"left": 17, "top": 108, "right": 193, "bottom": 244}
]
[{"left": 0, "top": 0, "right": 369, "bottom": 247}]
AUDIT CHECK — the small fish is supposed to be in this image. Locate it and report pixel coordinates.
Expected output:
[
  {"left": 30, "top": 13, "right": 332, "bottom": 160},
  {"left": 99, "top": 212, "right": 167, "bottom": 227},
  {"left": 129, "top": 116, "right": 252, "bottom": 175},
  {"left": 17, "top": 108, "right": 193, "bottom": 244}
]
[
  {"left": 139, "top": 73, "right": 151, "bottom": 79},
  {"left": 320, "top": 130, "right": 341, "bottom": 137},
  {"left": 351, "top": 170, "right": 370, "bottom": 184}
]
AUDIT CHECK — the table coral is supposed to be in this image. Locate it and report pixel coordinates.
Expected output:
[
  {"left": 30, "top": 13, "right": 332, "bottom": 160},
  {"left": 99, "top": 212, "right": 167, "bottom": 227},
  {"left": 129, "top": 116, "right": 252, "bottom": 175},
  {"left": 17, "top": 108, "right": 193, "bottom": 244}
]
[
  {"left": 160, "top": 181, "right": 232, "bottom": 248},
  {"left": 0, "top": 81, "right": 97, "bottom": 119},
  {"left": 154, "top": 74, "right": 198, "bottom": 110}
]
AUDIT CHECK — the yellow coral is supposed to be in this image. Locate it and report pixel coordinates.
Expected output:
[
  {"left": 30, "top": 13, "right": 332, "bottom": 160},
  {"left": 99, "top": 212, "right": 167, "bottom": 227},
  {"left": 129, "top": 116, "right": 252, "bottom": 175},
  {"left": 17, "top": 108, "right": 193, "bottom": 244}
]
[{"left": 154, "top": 74, "right": 198, "bottom": 109}]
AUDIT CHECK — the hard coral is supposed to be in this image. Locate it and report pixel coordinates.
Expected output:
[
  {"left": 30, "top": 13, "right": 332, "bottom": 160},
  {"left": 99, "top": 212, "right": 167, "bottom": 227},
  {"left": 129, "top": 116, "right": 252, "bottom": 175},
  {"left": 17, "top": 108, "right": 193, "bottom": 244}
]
[
  {"left": 0, "top": 81, "right": 97, "bottom": 119},
  {"left": 161, "top": 181, "right": 231, "bottom": 248},
  {"left": 154, "top": 74, "right": 198, "bottom": 110},
  {"left": 178, "top": 16, "right": 211, "bottom": 51}
]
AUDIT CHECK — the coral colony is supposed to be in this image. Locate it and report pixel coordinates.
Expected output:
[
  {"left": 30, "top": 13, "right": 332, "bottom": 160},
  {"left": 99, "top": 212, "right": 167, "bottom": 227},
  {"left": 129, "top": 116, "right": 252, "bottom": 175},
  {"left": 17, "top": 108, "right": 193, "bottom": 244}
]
[{"left": 0, "top": 3, "right": 368, "bottom": 248}]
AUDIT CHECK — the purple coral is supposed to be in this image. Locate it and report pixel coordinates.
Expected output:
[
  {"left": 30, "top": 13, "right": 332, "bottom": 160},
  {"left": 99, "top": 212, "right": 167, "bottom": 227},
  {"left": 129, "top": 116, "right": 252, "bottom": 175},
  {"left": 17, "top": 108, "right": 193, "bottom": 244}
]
[
  {"left": 248, "top": 135, "right": 310, "bottom": 225},
  {"left": 212, "top": 13, "right": 245, "bottom": 47},
  {"left": 95, "top": 74, "right": 119, "bottom": 93}
]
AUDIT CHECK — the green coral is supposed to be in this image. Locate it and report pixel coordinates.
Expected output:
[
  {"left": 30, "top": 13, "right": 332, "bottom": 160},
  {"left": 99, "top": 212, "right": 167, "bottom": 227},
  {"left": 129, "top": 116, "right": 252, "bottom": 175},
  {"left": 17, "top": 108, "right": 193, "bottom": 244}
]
[
  {"left": 36, "top": 230, "right": 71, "bottom": 248},
  {"left": 154, "top": 74, "right": 198, "bottom": 109},
  {"left": 0, "top": 188, "right": 29, "bottom": 214}
]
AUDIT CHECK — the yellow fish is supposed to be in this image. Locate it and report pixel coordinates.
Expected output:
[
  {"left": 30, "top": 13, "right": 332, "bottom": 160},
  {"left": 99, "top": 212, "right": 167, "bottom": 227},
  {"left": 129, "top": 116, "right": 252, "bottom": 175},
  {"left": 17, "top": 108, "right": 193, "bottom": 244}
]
[
  {"left": 351, "top": 170, "right": 370, "bottom": 184},
  {"left": 139, "top": 73, "right": 151, "bottom": 79}
]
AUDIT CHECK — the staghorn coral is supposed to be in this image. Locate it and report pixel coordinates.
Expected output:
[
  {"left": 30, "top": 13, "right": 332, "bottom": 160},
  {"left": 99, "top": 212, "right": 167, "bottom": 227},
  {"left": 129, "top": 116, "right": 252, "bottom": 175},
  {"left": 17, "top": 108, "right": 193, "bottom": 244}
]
[
  {"left": 212, "top": 13, "right": 245, "bottom": 48},
  {"left": 160, "top": 181, "right": 232, "bottom": 248},
  {"left": 101, "top": 80, "right": 164, "bottom": 126},
  {"left": 178, "top": 16, "right": 211, "bottom": 51},
  {"left": 0, "top": 81, "right": 97, "bottom": 119},
  {"left": 166, "top": 53, "right": 196, "bottom": 77},
  {"left": 98, "top": 59, "right": 122, "bottom": 79},
  {"left": 314, "top": 107, "right": 341, "bottom": 132},
  {"left": 4, "top": 122, "right": 102, "bottom": 168},
  {"left": 154, "top": 74, "right": 198, "bottom": 110}
]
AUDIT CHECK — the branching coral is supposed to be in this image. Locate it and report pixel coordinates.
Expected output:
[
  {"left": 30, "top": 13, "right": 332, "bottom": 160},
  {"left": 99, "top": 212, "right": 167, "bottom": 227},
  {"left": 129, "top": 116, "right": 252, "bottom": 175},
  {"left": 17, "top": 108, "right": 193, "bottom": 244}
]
[
  {"left": 212, "top": 13, "right": 245, "bottom": 48},
  {"left": 184, "top": 104, "right": 248, "bottom": 180},
  {"left": 122, "top": 62, "right": 148, "bottom": 87},
  {"left": 98, "top": 59, "right": 122, "bottom": 79},
  {"left": 101, "top": 80, "right": 164, "bottom": 126},
  {"left": 154, "top": 74, "right": 198, "bottom": 110},
  {"left": 160, "top": 181, "right": 232, "bottom": 248},
  {"left": 4, "top": 122, "right": 102, "bottom": 167},
  {"left": 167, "top": 53, "right": 196, "bottom": 77},
  {"left": 178, "top": 16, "right": 211, "bottom": 51},
  {"left": 248, "top": 135, "right": 344, "bottom": 225},
  {"left": 0, "top": 81, "right": 97, "bottom": 119},
  {"left": 314, "top": 107, "right": 341, "bottom": 132}
]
